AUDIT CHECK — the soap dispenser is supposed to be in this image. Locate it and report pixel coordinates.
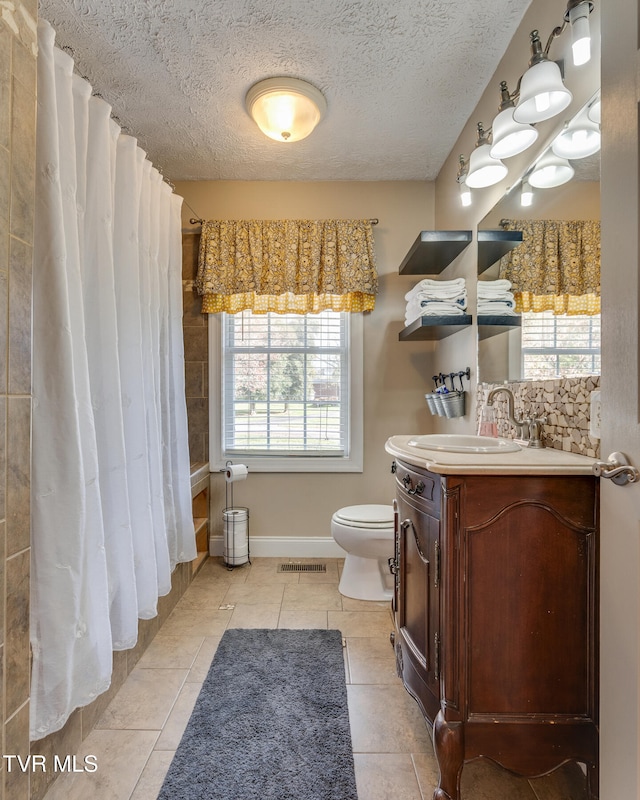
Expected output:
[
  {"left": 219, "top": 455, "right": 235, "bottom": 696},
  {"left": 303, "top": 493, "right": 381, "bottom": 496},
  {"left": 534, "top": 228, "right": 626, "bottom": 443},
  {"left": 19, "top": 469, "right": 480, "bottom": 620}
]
[{"left": 477, "top": 392, "right": 498, "bottom": 437}]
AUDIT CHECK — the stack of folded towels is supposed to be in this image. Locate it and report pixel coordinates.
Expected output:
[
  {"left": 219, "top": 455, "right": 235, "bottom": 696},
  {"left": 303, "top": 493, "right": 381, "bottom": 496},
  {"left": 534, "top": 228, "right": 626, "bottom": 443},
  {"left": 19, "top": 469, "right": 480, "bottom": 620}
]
[
  {"left": 404, "top": 278, "right": 467, "bottom": 326},
  {"left": 477, "top": 279, "right": 517, "bottom": 316}
]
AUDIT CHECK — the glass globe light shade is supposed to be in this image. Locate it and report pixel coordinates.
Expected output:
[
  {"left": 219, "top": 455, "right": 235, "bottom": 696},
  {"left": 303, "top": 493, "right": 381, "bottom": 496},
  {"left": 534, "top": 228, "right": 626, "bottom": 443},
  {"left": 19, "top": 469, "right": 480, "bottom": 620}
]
[
  {"left": 465, "top": 144, "right": 508, "bottom": 188},
  {"left": 552, "top": 118, "right": 601, "bottom": 159},
  {"left": 245, "top": 77, "right": 327, "bottom": 142},
  {"left": 587, "top": 98, "right": 601, "bottom": 124},
  {"left": 489, "top": 107, "right": 539, "bottom": 159},
  {"left": 529, "top": 151, "right": 575, "bottom": 188},
  {"left": 513, "top": 60, "right": 573, "bottom": 124}
]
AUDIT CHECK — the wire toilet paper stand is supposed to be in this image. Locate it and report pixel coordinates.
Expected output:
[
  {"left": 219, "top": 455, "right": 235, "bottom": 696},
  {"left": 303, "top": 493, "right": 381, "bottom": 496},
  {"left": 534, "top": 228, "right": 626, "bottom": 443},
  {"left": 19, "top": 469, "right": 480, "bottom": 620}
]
[{"left": 220, "top": 460, "right": 250, "bottom": 569}]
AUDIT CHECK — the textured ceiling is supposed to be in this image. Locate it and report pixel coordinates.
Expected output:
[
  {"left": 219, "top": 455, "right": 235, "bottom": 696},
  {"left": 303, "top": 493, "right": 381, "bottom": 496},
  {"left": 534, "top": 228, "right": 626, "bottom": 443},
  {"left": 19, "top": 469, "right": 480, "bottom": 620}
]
[{"left": 37, "top": 0, "right": 533, "bottom": 182}]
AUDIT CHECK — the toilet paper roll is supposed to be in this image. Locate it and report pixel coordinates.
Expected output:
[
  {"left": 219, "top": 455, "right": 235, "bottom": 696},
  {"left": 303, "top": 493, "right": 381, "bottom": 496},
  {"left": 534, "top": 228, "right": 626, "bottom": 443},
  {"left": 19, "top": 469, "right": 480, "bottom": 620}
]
[{"left": 225, "top": 464, "right": 248, "bottom": 483}]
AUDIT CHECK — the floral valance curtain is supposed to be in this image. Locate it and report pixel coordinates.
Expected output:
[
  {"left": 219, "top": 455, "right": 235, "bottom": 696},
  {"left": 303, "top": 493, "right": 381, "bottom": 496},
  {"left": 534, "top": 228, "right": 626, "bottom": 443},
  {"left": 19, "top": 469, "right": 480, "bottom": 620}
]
[
  {"left": 499, "top": 219, "right": 600, "bottom": 315},
  {"left": 196, "top": 219, "right": 378, "bottom": 314}
]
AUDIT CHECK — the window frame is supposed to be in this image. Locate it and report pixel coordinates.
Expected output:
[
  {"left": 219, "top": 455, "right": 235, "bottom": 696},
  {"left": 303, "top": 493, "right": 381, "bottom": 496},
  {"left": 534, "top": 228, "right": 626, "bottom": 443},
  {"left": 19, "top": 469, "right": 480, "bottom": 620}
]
[
  {"left": 520, "top": 311, "right": 601, "bottom": 380},
  {"left": 208, "top": 311, "right": 363, "bottom": 473}
]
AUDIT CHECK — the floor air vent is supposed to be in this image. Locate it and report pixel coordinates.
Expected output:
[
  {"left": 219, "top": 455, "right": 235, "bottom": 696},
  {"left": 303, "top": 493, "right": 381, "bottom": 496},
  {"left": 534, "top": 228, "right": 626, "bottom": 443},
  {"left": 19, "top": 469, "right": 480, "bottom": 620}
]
[{"left": 278, "top": 563, "right": 327, "bottom": 573}]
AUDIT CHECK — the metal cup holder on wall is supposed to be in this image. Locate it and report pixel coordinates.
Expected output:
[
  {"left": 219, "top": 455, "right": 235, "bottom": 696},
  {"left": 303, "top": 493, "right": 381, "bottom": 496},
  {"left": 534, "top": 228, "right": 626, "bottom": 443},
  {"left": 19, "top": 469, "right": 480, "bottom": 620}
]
[{"left": 425, "top": 368, "right": 470, "bottom": 419}]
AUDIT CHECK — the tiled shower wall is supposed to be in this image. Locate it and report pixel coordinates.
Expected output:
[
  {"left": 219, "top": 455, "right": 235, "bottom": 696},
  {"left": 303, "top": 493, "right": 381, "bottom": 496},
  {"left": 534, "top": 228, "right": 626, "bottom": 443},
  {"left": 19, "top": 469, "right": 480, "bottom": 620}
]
[
  {"left": 1, "top": 5, "right": 37, "bottom": 799},
  {"left": 477, "top": 375, "right": 601, "bottom": 458},
  {"left": 182, "top": 233, "right": 209, "bottom": 466}
]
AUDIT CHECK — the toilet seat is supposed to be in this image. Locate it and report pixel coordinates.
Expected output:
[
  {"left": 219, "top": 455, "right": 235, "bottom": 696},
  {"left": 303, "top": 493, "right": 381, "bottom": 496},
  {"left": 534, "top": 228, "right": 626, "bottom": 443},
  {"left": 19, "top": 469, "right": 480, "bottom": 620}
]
[{"left": 333, "top": 504, "right": 394, "bottom": 529}]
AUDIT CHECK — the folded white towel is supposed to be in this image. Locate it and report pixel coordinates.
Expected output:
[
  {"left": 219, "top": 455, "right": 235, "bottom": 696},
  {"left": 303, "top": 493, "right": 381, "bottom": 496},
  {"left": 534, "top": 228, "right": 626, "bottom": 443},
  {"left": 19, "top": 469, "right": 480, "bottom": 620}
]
[
  {"left": 406, "top": 296, "right": 467, "bottom": 315},
  {"left": 477, "top": 279, "right": 512, "bottom": 295},
  {"left": 477, "top": 301, "right": 517, "bottom": 316},
  {"left": 409, "top": 289, "right": 468, "bottom": 305},
  {"left": 405, "top": 302, "right": 467, "bottom": 325},
  {"left": 405, "top": 278, "right": 466, "bottom": 302},
  {"left": 476, "top": 292, "right": 514, "bottom": 306}
]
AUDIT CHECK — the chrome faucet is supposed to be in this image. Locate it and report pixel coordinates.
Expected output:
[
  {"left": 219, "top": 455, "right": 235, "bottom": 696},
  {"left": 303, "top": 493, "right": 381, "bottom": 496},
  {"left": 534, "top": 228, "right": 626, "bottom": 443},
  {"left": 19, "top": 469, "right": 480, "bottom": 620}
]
[{"left": 486, "top": 387, "right": 546, "bottom": 448}]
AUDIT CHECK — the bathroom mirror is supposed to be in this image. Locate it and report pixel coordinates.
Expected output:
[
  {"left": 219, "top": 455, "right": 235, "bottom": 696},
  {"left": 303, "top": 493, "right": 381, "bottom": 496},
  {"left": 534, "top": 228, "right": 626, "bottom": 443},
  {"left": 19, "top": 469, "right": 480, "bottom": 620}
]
[{"left": 477, "top": 104, "right": 601, "bottom": 384}]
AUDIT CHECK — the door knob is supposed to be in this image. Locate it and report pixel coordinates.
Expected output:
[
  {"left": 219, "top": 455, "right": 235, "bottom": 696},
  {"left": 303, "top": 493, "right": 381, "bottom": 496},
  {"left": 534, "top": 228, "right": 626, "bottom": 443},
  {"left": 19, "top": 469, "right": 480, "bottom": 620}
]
[{"left": 592, "top": 452, "right": 640, "bottom": 486}]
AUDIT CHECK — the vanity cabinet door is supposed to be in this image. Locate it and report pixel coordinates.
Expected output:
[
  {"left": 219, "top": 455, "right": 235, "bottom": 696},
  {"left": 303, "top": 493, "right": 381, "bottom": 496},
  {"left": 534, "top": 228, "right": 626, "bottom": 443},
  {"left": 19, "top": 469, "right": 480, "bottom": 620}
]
[
  {"left": 433, "top": 473, "right": 599, "bottom": 799},
  {"left": 394, "top": 461, "right": 441, "bottom": 723}
]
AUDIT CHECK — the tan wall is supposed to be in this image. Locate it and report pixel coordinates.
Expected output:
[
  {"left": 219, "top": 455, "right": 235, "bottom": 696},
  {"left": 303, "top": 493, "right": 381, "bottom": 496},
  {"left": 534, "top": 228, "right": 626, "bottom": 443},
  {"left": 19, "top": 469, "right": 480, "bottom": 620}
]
[
  {"left": 482, "top": 180, "right": 600, "bottom": 228},
  {"left": 174, "top": 180, "right": 437, "bottom": 540}
]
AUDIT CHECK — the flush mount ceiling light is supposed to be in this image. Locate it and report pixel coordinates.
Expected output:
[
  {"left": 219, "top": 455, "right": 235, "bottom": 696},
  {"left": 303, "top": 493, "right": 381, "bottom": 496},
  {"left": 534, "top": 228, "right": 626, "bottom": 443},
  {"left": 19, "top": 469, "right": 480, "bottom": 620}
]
[
  {"left": 489, "top": 81, "right": 539, "bottom": 159},
  {"left": 245, "top": 77, "right": 327, "bottom": 143},
  {"left": 465, "top": 123, "right": 509, "bottom": 188},
  {"left": 513, "top": 30, "right": 573, "bottom": 124},
  {"left": 528, "top": 150, "right": 575, "bottom": 188}
]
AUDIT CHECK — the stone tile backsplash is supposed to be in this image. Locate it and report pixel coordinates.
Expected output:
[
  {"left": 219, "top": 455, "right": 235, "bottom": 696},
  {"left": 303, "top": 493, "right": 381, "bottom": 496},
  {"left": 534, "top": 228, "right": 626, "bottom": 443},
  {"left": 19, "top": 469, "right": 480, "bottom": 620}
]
[{"left": 478, "top": 375, "right": 601, "bottom": 458}]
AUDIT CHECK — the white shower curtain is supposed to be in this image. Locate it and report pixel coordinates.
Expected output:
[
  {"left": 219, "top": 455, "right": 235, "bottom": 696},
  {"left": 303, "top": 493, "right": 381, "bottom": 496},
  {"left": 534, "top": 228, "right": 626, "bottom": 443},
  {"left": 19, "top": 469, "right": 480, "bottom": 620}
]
[{"left": 30, "top": 19, "right": 196, "bottom": 741}]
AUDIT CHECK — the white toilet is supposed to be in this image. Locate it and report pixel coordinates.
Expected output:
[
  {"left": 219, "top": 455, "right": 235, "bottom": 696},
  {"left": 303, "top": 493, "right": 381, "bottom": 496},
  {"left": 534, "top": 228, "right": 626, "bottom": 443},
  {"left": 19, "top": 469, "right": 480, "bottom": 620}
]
[{"left": 331, "top": 504, "right": 395, "bottom": 601}]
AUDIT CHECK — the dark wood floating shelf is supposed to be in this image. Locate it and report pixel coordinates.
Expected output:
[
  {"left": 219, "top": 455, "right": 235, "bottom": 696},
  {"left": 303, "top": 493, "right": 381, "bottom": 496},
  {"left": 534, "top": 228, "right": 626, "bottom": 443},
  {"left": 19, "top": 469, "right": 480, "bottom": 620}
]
[
  {"left": 399, "top": 315, "right": 472, "bottom": 341},
  {"left": 477, "top": 314, "right": 522, "bottom": 340},
  {"left": 399, "top": 230, "right": 472, "bottom": 275},
  {"left": 477, "top": 229, "right": 523, "bottom": 274}
]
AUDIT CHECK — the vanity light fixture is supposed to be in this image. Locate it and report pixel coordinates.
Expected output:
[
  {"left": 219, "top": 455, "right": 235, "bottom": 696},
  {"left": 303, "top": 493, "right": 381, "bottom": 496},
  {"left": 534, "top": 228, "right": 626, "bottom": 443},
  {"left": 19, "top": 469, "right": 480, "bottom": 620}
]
[
  {"left": 513, "top": 30, "right": 573, "bottom": 124},
  {"left": 551, "top": 112, "right": 601, "bottom": 159},
  {"left": 245, "top": 77, "right": 327, "bottom": 142},
  {"left": 465, "top": 123, "right": 508, "bottom": 189},
  {"left": 520, "top": 180, "right": 534, "bottom": 207},
  {"left": 528, "top": 150, "right": 575, "bottom": 188},
  {"left": 457, "top": 155, "right": 472, "bottom": 207},
  {"left": 489, "top": 81, "right": 539, "bottom": 160},
  {"left": 566, "top": 0, "right": 594, "bottom": 66},
  {"left": 455, "top": 2, "right": 596, "bottom": 198}
]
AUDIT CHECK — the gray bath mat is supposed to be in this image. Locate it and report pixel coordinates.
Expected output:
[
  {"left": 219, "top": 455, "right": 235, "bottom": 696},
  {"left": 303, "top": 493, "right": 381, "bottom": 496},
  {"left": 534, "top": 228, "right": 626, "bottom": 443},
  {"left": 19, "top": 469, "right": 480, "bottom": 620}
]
[{"left": 157, "top": 628, "right": 358, "bottom": 800}]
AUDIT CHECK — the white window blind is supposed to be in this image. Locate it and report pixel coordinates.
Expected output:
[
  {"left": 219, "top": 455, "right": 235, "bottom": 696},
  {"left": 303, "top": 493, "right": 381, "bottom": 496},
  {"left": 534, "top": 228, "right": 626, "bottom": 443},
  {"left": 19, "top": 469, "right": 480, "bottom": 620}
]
[
  {"left": 222, "top": 311, "right": 350, "bottom": 457},
  {"left": 521, "top": 311, "right": 601, "bottom": 379}
]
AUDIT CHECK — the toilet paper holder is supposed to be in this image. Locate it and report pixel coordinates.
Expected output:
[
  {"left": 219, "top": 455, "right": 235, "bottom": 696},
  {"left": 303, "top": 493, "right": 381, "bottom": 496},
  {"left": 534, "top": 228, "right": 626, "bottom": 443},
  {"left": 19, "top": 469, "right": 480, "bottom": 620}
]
[{"left": 219, "top": 460, "right": 251, "bottom": 569}]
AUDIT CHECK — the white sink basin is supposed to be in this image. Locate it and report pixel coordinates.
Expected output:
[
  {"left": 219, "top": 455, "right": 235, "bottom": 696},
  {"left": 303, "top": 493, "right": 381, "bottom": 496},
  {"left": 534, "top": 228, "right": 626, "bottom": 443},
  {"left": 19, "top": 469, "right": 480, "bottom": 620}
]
[{"left": 407, "top": 434, "right": 521, "bottom": 454}]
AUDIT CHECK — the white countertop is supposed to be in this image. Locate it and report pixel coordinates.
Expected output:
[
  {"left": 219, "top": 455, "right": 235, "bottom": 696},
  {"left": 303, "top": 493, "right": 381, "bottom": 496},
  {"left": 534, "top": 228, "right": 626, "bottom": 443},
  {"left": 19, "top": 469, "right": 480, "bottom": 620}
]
[{"left": 385, "top": 435, "right": 597, "bottom": 476}]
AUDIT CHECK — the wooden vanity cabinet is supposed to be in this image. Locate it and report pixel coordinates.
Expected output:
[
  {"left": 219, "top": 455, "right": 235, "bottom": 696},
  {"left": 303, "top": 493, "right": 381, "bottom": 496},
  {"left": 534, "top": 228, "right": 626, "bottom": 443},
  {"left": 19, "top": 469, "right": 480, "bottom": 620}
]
[
  {"left": 393, "top": 463, "right": 442, "bottom": 723},
  {"left": 391, "top": 458, "right": 599, "bottom": 800}
]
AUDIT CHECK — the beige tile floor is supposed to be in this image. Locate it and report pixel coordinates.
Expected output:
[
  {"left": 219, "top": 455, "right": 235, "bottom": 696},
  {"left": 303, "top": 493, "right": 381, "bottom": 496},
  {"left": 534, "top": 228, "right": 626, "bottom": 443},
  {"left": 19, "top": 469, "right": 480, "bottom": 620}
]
[{"left": 42, "top": 557, "right": 589, "bottom": 800}]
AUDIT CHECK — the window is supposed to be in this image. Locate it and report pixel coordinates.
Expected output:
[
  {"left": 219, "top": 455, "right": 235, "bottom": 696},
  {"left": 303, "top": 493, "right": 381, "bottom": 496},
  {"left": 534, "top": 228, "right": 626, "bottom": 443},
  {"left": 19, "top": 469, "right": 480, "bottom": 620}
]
[
  {"left": 210, "top": 311, "right": 363, "bottom": 472},
  {"left": 521, "top": 311, "right": 601, "bottom": 379}
]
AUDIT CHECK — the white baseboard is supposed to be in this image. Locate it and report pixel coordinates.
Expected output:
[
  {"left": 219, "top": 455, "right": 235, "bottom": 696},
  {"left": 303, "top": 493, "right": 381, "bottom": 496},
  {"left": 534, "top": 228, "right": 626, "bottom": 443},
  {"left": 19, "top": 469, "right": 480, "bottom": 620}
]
[{"left": 209, "top": 535, "right": 346, "bottom": 559}]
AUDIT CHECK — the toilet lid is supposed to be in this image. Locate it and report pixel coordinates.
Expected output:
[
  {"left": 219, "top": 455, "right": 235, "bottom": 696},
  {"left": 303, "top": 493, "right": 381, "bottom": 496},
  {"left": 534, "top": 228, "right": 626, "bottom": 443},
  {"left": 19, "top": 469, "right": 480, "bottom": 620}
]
[{"left": 334, "top": 504, "right": 394, "bottom": 525}]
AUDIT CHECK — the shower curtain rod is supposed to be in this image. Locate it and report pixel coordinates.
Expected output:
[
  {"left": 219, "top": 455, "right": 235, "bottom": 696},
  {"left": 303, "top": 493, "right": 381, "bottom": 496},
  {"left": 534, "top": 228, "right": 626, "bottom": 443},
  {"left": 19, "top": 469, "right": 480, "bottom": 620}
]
[{"left": 188, "top": 217, "right": 379, "bottom": 225}]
